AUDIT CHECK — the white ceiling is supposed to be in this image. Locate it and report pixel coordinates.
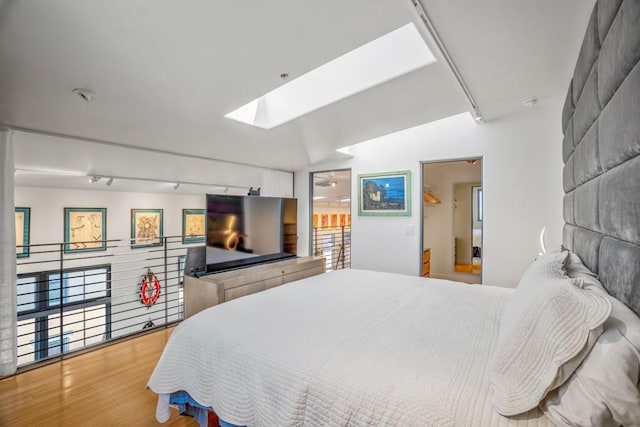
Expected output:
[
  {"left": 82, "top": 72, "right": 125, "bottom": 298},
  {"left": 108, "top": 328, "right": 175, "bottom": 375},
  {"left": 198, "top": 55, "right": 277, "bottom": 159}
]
[{"left": 0, "top": 0, "right": 594, "bottom": 179}]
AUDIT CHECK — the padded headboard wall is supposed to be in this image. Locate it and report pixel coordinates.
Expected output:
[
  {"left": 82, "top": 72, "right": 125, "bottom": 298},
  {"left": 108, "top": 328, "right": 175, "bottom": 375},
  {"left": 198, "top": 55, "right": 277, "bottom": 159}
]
[{"left": 562, "top": 0, "right": 640, "bottom": 316}]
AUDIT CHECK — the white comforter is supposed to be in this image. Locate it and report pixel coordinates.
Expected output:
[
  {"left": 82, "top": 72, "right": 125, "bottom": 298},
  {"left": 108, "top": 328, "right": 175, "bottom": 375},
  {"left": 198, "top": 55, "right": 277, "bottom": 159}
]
[{"left": 148, "top": 269, "right": 549, "bottom": 426}]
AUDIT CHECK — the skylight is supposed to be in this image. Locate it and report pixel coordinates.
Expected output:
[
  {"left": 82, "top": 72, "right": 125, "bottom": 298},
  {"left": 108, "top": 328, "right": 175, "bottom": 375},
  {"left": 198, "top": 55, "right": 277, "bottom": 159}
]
[{"left": 225, "top": 23, "right": 436, "bottom": 129}]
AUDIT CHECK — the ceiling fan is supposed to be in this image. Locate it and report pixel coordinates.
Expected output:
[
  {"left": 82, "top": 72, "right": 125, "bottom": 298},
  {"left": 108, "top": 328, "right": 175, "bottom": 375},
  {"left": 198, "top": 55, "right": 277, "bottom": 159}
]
[{"left": 314, "top": 177, "right": 337, "bottom": 187}]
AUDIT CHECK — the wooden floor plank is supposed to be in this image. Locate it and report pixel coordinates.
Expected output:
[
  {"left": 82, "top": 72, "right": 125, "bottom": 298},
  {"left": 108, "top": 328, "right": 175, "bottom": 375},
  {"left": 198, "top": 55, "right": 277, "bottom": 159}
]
[{"left": 0, "top": 327, "right": 198, "bottom": 427}]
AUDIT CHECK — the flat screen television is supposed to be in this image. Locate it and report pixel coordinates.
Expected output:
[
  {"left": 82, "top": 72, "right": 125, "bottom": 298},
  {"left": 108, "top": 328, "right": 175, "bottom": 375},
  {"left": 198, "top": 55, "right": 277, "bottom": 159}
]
[{"left": 204, "top": 194, "right": 297, "bottom": 273}]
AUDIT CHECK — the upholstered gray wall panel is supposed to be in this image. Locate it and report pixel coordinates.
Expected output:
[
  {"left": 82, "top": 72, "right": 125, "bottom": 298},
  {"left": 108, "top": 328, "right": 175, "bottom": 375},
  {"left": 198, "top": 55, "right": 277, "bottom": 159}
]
[
  {"left": 574, "top": 179, "right": 599, "bottom": 230},
  {"left": 562, "top": 119, "right": 574, "bottom": 163},
  {"left": 563, "top": 0, "right": 640, "bottom": 316},
  {"left": 563, "top": 156, "right": 575, "bottom": 192},
  {"left": 598, "top": 1, "right": 640, "bottom": 106},
  {"left": 572, "top": 8, "right": 599, "bottom": 105},
  {"left": 563, "top": 192, "right": 575, "bottom": 224},
  {"left": 599, "top": 155, "right": 640, "bottom": 242},
  {"left": 573, "top": 228, "right": 604, "bottom": 274},
  {"left": 599, "top": 62, "right": 640, "bottom": 169},
  {"left": 574, "top": 122, "right": 601, "bottom": 185},
  {"left": 573, "top": 67, "right": 600, "bottom": 144},
  {"left": 599, "top": 238, "right": 640, "bottom": 311},
  {"left": 596, "top": 0, "right": 623, "bottom": 45},
  {"left": 563, "top": 224, "right": 577, "bottom": 252}
]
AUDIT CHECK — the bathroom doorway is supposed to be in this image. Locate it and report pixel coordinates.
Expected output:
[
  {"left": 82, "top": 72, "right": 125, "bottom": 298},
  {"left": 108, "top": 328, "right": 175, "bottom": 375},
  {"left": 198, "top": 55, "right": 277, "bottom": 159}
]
[{"left": 421, "top": 159, "right": 482, "bottom": 284}]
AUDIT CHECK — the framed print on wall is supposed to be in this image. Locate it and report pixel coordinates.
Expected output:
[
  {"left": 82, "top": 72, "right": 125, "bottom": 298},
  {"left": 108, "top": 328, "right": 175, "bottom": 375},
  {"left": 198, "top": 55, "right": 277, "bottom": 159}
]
[
  {"left": 131, "top": 209, "right": 163, "bottom": 248},
  {"left": 15, "top": 207, "right": 30, "bottom": 258},
  {"left": 182, "top": 209, "right": 205, "bottom": 244},
  {"left": 64, "top": 208, "right": 107, "bottom": 253},
  {"left": 330, "top": 213, "right": 338, "bottom": 228},
  {"left": 358, "top": 170, "right": 411, "bottom": 216}
]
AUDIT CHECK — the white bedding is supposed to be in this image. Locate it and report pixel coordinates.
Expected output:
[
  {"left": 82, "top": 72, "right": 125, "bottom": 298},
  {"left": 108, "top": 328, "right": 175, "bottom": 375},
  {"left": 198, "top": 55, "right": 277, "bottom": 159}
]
[{"left": 148, "top": 269, "right": 550, "bottom": 426}]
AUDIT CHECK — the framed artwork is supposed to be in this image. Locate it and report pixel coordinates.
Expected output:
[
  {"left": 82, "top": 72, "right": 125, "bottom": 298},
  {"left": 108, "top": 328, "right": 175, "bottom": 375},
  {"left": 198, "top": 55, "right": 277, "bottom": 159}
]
[
  {"left": 131, "top": 209, "right": 163, "bottom": 248},
  {"left": 15, "top": 207, "right": 30, "bottom": 258},
  {"left": 313, "top": 214, "right": 318, "bottom": 228},
  {"left": 330, "top": 214, "right": 338, "bottom": 228},
  {"left": 339, "top": 213, "right": 346, "bottom": 227},
  {"left": 358, "top": 170, "right": 411, "bottom": 216},
  {"left": 320, "top": 214, "right": 329, "bottom": 228},
  {"left": 64, "top": 208, "right": 107, "bottom": 253},
  {"left": 182, "top": 209, "right": 205, "bottom": 244}
]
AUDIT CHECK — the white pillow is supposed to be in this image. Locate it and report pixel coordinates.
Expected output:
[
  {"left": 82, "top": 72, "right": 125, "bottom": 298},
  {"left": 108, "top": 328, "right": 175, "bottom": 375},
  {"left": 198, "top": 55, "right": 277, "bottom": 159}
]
[
  {"left": 541, "top": 253, "right": 640, "bottom": 426},
  {"left": 490, "top": 252, "right": 612, "bottom": 416}
]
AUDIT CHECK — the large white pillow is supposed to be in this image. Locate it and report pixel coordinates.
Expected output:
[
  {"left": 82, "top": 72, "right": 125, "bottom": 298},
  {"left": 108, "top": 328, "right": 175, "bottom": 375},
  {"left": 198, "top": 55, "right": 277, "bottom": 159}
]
[
  {"left": 541, "top": 252, "right": 640, "bottom": 426},
  {"left": 490, "top": 252, "right": 612, "bottom": 416}
]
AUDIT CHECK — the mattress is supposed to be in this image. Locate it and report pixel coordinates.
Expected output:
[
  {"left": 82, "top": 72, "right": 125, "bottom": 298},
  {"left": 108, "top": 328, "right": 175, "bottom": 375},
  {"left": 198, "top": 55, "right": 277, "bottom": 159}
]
[{"left": 148, "top": 269, "right": 550, "bottom": 426}]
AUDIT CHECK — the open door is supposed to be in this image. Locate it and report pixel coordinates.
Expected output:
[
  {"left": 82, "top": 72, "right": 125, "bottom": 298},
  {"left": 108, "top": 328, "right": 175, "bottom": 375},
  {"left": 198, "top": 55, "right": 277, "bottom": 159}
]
[
  {"left": 310, "top": 169, "right": 351, "bottom": 271},
  {"left": 421, "top": 159, "right": 482, "bottom": 284}
]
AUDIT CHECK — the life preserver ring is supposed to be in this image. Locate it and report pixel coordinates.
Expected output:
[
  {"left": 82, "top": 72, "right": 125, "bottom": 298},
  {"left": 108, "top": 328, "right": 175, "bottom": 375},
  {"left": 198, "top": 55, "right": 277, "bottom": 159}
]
[{"left": 140, "top": 270, "right": 161, "bottom": 307}]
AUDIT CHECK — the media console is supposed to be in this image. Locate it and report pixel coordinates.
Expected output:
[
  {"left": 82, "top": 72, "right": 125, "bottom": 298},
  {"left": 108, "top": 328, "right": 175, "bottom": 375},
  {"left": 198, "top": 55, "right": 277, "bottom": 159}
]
[{"left": 183, "top": 256, "right": 326, "bottom": 318}]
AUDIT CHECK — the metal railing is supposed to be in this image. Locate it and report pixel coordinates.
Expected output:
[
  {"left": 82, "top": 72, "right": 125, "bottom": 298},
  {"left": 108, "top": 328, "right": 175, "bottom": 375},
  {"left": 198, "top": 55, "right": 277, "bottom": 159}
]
[
  {"left": 15, "top": 235, "right": 200, "bottom": 368},
  {"left": 312, "top": 226, "right": 351, "bottom": 271}
]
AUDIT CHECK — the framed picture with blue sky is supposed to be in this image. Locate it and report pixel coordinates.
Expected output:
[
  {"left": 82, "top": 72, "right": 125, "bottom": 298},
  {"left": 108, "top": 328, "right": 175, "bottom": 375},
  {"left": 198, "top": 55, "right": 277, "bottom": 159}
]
[{"left": 358, "top": 170, "right": 411, "bottom": 216}]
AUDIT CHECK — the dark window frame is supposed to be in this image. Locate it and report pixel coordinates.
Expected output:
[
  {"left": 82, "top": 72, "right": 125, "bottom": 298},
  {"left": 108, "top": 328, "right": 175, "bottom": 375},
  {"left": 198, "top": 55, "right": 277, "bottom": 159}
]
[{"left": 17, "top": 264, "right": 112, "bottom": 361}]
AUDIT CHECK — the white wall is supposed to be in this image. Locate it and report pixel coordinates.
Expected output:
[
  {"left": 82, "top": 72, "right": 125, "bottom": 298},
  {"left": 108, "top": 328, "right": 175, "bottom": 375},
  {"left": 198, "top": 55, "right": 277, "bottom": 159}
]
[
  {"left": 295, "top": 98, "right": 565, "bottom": 287},
  {"left": 15, "top": 186, "right": 205, "bottom": 248}
]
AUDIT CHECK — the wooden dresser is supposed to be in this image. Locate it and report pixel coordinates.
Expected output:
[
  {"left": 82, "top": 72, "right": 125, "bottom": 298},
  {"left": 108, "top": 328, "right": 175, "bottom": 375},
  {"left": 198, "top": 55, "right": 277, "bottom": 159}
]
[
  {"left": 184, "top": 256, "right": 325, "bottom": 318},
  {"left": 422, "top": 248, "right": 431, "bottom": 277}
]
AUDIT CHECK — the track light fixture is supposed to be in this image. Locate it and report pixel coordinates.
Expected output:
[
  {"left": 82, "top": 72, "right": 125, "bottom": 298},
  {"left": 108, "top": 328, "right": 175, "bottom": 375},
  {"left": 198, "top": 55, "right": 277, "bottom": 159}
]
[
  {"left": 173, "top": 183, "right": 180, "bottom": 190},
  {"left": 106, "top": 177, "right": 114, "bottom": 186},
  {"left": 89, "top": 175, "right": 100, "bottom": 183}
]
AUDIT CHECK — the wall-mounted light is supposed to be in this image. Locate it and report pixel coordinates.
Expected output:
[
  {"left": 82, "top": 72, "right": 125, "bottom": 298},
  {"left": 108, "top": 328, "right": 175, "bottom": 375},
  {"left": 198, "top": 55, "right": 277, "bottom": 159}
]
[
  {"left": 105, "top": 177, "right": 114, "bottom": 186},
  {"left": 539, "top": 227, "right": 548, "bottom": 256}
]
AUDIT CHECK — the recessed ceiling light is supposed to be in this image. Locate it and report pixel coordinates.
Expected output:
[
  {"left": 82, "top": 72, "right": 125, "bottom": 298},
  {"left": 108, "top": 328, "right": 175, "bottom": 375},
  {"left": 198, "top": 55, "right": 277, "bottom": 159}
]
[{"left": 226, "top": 23, "right": 437, "bottom": 129}]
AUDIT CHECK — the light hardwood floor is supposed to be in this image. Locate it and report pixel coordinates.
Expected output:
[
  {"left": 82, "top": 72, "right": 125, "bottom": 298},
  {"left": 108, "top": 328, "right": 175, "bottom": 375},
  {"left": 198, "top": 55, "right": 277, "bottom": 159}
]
[{"left": 0, "top": 327, "right": 198, "bottom": 427}]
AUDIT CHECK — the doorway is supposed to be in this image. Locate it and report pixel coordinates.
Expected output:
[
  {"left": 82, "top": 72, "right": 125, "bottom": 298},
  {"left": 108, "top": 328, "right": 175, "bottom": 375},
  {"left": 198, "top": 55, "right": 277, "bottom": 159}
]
[
  {"left": 421, "top": 159, "right": 482, "bottom": 284},
  {"left": 310, "top": 169, "right": 352, "bottom": 271}
]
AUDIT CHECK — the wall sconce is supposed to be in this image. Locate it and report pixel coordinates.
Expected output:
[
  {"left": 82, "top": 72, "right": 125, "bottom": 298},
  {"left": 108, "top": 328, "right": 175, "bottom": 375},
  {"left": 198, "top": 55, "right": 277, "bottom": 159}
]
[{"left": 539, "top": 227, "right": 548, "bottom": 256}]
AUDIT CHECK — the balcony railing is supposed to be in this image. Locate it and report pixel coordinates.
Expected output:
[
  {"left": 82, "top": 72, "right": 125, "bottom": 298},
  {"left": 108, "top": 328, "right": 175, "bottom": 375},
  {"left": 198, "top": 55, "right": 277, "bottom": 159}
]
[
  {"left": 312, "top": 226, "right": 351, "bottom": 271},
  {"left": 15, "top": 235, "right": 197, "bottom": 369}
]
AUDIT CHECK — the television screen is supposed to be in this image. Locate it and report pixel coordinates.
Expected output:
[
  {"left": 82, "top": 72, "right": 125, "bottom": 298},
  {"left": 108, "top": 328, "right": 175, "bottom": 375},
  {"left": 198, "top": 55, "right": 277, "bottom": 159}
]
[{"left": 205, "top": 194, "right": 297, "bottom": 273}]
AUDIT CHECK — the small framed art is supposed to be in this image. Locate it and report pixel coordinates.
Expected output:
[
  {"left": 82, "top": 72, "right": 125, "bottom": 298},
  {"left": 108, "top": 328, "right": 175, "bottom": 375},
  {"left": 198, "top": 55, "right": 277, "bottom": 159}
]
[
  {"left": 131, "top": 209, "right": 163, "bottom": 248},
  {"left": 15, "top": 207, "right": 30, "bottom": 258},
  {"left": 64, "top": 208, "right": 107, "bottom": 253},
  {"left": 182, "top": 209, "right": 205, "bottom": 244}
]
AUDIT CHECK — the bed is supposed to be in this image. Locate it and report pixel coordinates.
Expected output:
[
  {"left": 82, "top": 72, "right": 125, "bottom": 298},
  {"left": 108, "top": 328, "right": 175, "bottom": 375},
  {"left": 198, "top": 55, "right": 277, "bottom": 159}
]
[{"left": 149, "top": 1, "right": 640, "bottom": 425}]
